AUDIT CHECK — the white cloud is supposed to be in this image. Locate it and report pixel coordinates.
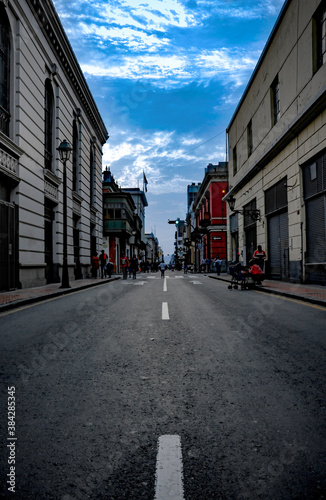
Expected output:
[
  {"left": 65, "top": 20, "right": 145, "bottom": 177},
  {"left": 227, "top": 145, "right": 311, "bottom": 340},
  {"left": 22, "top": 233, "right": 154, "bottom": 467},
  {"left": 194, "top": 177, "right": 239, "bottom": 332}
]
[
  {"left": 81, "top": 45, "right": 260, "bottom": 89},
  {"left": 181, "top": 137, "right": 202, "bottom": 146},
  {"left": 101, "top": 0, "right": 197, "bottom": 32},
  {"left": 81, "top": 53, "right": 190, "bottom": 83},
  {"left": 79, "top": 22, "right": 170, "bottom": 51},
  {"left": 196, "top": 48, "right": 259, "bottom": 74},
  {"left": 197, "top": 0, "right": 284, "bottom": 20}
]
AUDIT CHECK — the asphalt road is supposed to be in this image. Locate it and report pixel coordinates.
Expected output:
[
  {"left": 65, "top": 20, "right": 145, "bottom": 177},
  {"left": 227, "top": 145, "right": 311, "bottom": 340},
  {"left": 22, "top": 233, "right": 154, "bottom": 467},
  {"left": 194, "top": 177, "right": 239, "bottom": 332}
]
[{"left": 0, "top": 271, "right": 325, "bottom": 499}]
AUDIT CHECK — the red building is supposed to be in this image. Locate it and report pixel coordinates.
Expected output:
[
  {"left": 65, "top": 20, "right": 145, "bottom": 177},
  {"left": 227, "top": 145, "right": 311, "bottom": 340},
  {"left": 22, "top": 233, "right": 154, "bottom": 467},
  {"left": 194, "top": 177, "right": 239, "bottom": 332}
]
[{"left": 192, "top": 163, "right": 228, "bottom": 270}]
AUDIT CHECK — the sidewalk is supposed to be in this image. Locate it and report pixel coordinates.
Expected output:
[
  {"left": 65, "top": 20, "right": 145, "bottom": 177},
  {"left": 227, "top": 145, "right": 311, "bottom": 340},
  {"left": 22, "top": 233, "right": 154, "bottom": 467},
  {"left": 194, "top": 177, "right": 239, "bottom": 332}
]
[
  {"left": 0, "top": 276, "right": 121, "bottom": 313},
  {"left": 208, "top": 273, "right": 326, "bottom": 307}
]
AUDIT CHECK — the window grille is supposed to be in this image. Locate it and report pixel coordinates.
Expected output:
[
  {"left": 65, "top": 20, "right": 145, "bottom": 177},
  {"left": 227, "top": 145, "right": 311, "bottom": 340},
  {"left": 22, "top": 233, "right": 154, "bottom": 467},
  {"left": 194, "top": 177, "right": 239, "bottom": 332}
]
[
  {"left": 271, "top": 75, "right": 280, "bottom": 126},
  {"left": 247, "top": 120, "right": 253, "bottom": 157},
  {"left": 316, "top": 0, "right": 326, "bottom": 70}
]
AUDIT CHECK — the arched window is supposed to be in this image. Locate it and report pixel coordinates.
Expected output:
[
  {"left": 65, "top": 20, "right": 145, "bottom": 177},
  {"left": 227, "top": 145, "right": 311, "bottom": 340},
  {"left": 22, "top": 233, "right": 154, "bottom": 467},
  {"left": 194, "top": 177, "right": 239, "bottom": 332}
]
[
  {"left": 44, "top": 79, "right": 54, "bottom": 170},
  {"left": 72, "top": 120, "right": 78, "bottom": 192},
  {"left": 0, "top": 5, "right": 11, "bottom": 136}
]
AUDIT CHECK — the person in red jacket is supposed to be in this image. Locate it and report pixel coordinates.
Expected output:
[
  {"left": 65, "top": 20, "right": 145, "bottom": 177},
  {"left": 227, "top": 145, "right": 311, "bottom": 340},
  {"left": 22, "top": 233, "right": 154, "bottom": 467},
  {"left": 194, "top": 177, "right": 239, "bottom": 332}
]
[
  {"left": 91, "top": 253, "right": 100, "bottom": 278},
  {"left": 252, "top": 245, "right": 266, "bottom": 271}
]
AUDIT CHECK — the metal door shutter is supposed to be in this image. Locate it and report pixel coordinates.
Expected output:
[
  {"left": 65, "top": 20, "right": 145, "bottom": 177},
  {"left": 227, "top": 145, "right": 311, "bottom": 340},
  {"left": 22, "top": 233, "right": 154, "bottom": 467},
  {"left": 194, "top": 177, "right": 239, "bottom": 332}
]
[
  {"left": 305, "top": 194, "right": 326, "bottom": 264},
  {"left": 268, "top": 212, "right": 289, "bottom": 280},
  {"left": 268, "top": 216, "right": 281, "bottom": 279},
  {"left": 279, "top": 211, "right": 289, "bottom": 280}
]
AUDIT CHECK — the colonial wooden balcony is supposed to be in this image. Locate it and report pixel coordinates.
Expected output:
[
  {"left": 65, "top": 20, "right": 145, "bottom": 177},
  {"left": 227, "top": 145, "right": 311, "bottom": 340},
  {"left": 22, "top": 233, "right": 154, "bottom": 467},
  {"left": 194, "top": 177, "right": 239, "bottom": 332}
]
[{"left": 103, "top": 218, "right": 133, "bottom": 234}]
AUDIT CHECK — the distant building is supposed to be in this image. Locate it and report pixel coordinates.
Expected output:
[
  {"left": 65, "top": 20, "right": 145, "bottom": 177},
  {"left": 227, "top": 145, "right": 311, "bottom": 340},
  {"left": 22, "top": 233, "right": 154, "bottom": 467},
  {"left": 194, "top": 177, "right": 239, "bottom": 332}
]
[
  {"left": 192, "top": 163, "right": 228, "bottom": 271},
  {"left": 122, "top": 188, "right": 148, "bottom": 261},
  {"left": 144, "top": 232, "right": 159, "bottom": 264},
  {"left": 187, "top": 183, "right": 201, "bottom": 212},
  {"left": 0, "top": 0, "right": 108, "bottom": 290},
  {"left": 102, "top": 170, "right": 152, "bottom": 271},
  {"left": 186, "top": 183, "right": 202, "bottom": 270},
  {"left": 102, "top": 169, "right": 136, "bottom": 272},
  {"left": 224, "top": 0, "right": 326, "bottom": 283}
]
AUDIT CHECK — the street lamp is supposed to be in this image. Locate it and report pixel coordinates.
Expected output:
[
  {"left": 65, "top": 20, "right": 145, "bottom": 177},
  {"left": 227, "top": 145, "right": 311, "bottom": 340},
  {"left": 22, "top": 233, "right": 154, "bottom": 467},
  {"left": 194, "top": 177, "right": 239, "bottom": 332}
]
[
  {"left": 227, "top": 194, "right": 261, "bottom": 221},
  {"left": 57, "top": 139, "right": 72, "bottom": 288}
]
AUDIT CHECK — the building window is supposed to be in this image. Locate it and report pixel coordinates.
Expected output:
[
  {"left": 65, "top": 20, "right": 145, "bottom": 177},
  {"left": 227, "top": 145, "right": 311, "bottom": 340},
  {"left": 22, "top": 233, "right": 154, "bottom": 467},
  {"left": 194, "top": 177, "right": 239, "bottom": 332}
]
[
  {"left": 90, "top": 143, "right": 95, "bottom": 206},
  {"left": 271, "top": 75, "right": 280, "bottom": 126},
  {"left": 247, "top": 120, "right": 253, "bottom": 157},
  {"left": 265, "top": 177, "right": 288, "bottom": 216},
  {"left": 233, "top": 146, "right": 237, "bottom": 175},
  {"left": 314, "top": 0, "right": 326, "bottom": 71},
  {"left": 44, "top": 80, "right": 54, "bottom": 170},
  {"left": 72, "top": 120, "right": 78, "bottom": 192},
  {"left": 0, "top": 5, "right": 11, "bottom": 136}
]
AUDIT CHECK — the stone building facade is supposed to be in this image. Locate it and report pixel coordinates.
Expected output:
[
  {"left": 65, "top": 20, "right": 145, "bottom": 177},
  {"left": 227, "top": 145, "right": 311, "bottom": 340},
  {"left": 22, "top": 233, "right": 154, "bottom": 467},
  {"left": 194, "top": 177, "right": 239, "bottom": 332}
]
[
  {"left": 224, "top": 0, "right": 326, "bottom": 284},
  {"left": 0, "top": 0, "right": 108, "bottom": 290}
]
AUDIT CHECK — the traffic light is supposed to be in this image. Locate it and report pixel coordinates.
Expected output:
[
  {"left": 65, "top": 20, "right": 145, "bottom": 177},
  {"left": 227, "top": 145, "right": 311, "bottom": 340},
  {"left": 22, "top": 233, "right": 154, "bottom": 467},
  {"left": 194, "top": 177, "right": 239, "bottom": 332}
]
[{"left": 175, "top": 218, "right": 180, "bottom": 225}]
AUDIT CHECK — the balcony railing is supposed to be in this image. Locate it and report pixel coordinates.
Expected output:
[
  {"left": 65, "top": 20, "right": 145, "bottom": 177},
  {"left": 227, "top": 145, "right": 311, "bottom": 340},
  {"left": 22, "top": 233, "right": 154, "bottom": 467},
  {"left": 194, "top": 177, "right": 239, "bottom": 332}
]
[{"left": 103, "top": 219, "right": 132, "bottom": 233}]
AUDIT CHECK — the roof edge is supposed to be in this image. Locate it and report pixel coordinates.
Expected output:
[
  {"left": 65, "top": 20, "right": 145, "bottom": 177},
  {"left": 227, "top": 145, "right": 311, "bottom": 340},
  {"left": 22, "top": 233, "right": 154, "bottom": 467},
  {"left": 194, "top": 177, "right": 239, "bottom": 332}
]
[{"left": 226, "top": 0, "right": 291, "bottom": 133}]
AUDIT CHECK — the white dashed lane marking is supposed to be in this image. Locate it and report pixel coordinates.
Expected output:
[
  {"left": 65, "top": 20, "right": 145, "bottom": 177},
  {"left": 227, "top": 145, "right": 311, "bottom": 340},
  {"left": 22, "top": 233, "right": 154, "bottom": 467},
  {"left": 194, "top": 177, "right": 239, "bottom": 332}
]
[
  {"left": 154, "top": 435, "right": 184, "bottom": 500},
  {"left": 162, "top": 302, "right": 169, "bottom": 320}
]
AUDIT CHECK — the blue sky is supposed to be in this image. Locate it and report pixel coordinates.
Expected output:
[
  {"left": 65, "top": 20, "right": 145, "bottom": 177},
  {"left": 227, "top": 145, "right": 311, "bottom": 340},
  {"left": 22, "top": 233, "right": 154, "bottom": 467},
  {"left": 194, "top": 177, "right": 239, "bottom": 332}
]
[{"left": 52, "top": 0, "right": 285, "bottom": 256}]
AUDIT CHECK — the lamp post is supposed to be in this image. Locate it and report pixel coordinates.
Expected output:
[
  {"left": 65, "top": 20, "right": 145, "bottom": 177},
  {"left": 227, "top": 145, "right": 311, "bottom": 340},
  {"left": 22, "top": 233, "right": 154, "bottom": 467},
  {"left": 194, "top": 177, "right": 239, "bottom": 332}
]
[
  {"left": 57, "top": 139, "right": 72, "bottom": 288},
  {"left": 227, "top": 194, "right": 261, "bottom": 221}
]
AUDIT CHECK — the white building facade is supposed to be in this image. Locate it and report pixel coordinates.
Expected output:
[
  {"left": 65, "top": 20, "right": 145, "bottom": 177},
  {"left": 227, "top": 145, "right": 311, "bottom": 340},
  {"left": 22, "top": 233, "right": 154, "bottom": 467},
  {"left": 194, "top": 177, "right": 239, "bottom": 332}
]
[
  {"left": 0, "top": 0, "right": 108, "bottom": 290},
  {"left": 224, "top": 0, "right": 326, "bottom": 284}
]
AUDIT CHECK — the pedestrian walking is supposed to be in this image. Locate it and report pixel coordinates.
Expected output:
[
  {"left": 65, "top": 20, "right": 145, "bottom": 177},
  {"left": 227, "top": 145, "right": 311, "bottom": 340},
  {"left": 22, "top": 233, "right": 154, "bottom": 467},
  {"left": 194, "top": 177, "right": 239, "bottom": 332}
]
[
  {"left": 91, "top": 252, "right": 100, "bottom": 278},
  {"left": 214, "top": 255, "right": 222, "bottom": 276},
  {"left": 107, "top": 259, "right": 113, "bottom": 278},
  {"left": 130, "top": 255, "right": 139, "bottom": 279},
  {"left": 127, "top": 258, "right": 132, "bottom": 278},
  {"left": 120, "top": 253, "right": 128, "bottom": 279},
  {"left": 99, "top": 249, "right": 107, "bottom": 278},
  {"left": 159, "top": 261, "right": 166, "bottom": 278}
]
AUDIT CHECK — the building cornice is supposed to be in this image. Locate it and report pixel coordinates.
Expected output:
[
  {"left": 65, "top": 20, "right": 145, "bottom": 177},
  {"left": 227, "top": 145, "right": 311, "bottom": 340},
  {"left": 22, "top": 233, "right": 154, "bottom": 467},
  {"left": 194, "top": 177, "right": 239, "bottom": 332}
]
[
  {"left": 25, "top": 0, "right": 109, "bottom": 145},
  {"left": 226, "top": 0, "right": 291, "bottom": 131}
]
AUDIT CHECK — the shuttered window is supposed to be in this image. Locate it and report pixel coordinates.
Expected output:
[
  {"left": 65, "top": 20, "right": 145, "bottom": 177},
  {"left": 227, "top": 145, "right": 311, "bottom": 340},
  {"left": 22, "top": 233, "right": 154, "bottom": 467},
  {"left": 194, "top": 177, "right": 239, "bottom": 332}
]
[
  {"left": 265, "top": 177, "right": 287, "bottom": 215},
  {"left": 303, "top": 150, "right": 326, "bottom": 264}
]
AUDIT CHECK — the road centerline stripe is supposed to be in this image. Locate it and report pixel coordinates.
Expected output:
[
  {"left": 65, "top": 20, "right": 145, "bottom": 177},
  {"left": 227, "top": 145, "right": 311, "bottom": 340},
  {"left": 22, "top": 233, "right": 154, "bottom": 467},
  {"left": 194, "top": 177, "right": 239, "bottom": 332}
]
[
  {"left": 154, "top": 435, "right": 184, "bottom": 500},
  {"left": 163, "top": 278, "right": 167, "bottom": 292},
  {"left": 162, "top": 302, "right": 169, "bottom": 320}
]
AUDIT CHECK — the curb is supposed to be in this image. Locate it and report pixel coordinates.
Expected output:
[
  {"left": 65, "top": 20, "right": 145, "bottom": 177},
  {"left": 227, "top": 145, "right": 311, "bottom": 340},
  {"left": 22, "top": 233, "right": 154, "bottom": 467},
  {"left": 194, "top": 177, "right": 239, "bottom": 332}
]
[
  {"left": 208, "top": 275, "right": 326, "bottom": 307},
  {"left": 0, "top": 277, "right": 121, "bottom": 313}
]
